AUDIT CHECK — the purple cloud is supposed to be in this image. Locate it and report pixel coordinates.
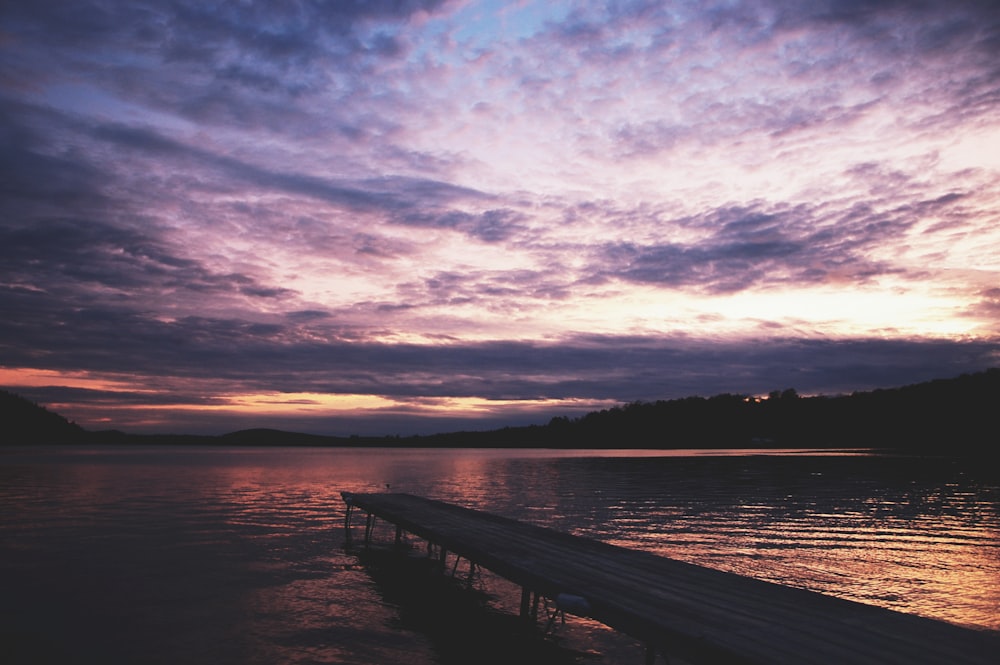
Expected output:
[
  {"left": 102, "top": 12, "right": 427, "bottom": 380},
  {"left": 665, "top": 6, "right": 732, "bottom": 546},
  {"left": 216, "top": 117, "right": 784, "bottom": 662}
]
[{"left": 1, "top": 0, "right": 997, "bottom": 434}]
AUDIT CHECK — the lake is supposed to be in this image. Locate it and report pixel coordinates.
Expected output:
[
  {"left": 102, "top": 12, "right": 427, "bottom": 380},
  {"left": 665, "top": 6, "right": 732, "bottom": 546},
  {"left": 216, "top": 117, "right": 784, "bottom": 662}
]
[{"left": 1, "top": 446, "right": 998, "bottom": 664}]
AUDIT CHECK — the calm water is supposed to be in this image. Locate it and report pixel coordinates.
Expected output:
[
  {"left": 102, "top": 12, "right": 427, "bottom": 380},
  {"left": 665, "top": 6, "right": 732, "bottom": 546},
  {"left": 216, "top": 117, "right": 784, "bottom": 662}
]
[{"left": 1, "top": 446, "right": 998, "bottom": 664}]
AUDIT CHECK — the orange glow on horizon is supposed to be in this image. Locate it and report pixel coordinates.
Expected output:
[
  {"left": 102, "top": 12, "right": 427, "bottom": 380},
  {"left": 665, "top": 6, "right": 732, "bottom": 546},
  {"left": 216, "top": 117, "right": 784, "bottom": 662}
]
[
  {"left": 1, "top": 367, "right": 620, "bottom": 434},
  {"left": 0, "top": 367, "right": 126, "bottom": 392}
]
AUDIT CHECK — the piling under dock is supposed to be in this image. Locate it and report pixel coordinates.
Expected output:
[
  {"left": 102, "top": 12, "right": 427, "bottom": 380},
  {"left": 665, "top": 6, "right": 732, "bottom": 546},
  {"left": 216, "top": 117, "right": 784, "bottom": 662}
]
[{"left": 342, "top": 492, "right": 997, "bottom": 665}]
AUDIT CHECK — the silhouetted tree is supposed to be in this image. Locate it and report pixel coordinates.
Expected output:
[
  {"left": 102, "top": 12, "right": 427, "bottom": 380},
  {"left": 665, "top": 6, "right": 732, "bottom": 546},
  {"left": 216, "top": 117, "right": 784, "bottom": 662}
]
[{"left": 1, "top": 390, "right": 85, "bottom": 444}]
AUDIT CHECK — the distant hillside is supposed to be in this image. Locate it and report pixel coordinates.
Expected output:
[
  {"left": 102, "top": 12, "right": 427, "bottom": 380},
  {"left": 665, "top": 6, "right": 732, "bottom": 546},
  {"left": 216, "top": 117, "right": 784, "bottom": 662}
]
[
  {"left": 415, "top": 368, "right": 1000, "bottom": 451},
  {"left": 220, "top": 428, "right": 353, "bottom": 446},
  {"left": 1, "top": 390, "right": 86, "bottom": 444},
  {"left": 3, "top": 368, "right": 997, "bottom": 450}
]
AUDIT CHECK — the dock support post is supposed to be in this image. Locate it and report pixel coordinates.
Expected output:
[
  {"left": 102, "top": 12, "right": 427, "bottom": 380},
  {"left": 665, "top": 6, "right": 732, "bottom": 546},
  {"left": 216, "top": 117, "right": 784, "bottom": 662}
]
[
  {"left": 395, "top": 525, "right": 403, "bottom": 547},
  {"left": 364, "top": 514, "right": 375, "bottom": 547},
  {"left": 465, "top": 561, "right": 476, "bottom": 589},
  {"left": 520, "top": 587, "right": 531, "bottom": 621}
]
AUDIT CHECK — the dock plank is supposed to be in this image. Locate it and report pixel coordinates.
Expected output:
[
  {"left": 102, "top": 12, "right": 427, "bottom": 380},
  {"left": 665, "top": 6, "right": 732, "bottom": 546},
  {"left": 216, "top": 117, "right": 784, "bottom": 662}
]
[{"left": 344, "top": 492, "right": 998, "bottom": 665}]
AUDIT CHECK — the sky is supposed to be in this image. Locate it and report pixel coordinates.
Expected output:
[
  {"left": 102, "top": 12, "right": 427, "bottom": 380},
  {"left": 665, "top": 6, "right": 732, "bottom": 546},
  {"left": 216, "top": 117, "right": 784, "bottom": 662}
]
[{"left": 2, "top": 0, "right": 999, "bottom": 436}]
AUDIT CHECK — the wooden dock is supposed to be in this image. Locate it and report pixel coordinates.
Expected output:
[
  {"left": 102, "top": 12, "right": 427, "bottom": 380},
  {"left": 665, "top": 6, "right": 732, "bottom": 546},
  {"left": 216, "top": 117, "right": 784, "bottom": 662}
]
[{"left": 342, "top": 492, "right": 998, "bottom": 665}]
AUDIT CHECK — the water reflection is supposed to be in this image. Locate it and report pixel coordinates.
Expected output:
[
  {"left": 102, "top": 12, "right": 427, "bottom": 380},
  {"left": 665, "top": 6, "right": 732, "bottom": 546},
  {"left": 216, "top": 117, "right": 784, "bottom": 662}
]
[
  {"left": 362, "top": 450, "right": 1000, "bottom": 631},
  {"left": 1, "top": 446, "right": 997, "bottom": 665},
  {"left": 449, "top": 453, "right": 1000, "bottom": 631}
]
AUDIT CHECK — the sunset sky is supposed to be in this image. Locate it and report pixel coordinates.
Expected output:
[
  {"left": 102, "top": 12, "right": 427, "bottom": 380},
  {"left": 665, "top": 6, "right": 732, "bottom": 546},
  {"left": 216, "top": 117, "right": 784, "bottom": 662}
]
[{"left": 2, "top": 1, "right": 999, "bottom": 436}]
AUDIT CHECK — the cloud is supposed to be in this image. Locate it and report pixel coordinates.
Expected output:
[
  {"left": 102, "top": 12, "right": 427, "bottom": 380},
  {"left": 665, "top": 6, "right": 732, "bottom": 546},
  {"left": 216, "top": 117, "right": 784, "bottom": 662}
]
[
  {"left": 522, "top": 0, "right": 1000, "bottom": 158},
  {"left": 967, "top": 288, "right": 1000, "bottom": 324},
  {"left": 3, "top": 289, "right": 997, "bottom": 401},
  {"left": 0, "top": 216, "right": 296, "bottom": 308},
  {"left": 769, "top": 1, "right": 1000, "bottom": 99},
  {"left": 7, "top": 327, "right": 998, "bottom": 434},
  {"left": 403, "top": 267, "right": 572, "bottom": 311},
  {"left": 5, "top": 1, "right": 452, "bottom": 80},
  {"left": 395, "top": 207, "right": 527, "bottom": 242},
  {"left": 90, "top": 122, "right": 485, "bottom": 212},
  {"left": 286, "top": 310, "right": 332, "bottom": 322},
  {"left": 3, "top": 0, "right": 455, "bottom": 141},
  {"left": 0, "top": 100, "right": 110, "bottom": 213},
  {"left": 588, "top": 197, "right": 937, "bottom": 293},
  {"left": 1, "top": 0, "right": 997, "bottom": 435}
]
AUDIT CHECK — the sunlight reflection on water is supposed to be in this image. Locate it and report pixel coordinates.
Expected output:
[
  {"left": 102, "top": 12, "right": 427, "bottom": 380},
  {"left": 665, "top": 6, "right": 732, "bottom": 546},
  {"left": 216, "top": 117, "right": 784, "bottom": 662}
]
[{"left": 1, "top": 446, "right": 997, "bottom": 664}]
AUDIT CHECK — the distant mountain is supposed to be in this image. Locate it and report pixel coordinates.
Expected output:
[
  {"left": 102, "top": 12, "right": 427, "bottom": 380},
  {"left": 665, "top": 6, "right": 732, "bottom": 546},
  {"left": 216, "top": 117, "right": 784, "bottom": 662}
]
[
  {"left": 415, "top": 368, "right": 1000, "bottom": 451},
  {"left": 1, "top": 390, "right": 86, "bottom": 444},
  {"left": 477, "top": 367, "right": 1000, "bottom": 451},
  {"left": 220, "top": 428, "right": 353, "bottom": 446},
  {"left": 3, "top": 368, "right": 997, "bottom": 450}
]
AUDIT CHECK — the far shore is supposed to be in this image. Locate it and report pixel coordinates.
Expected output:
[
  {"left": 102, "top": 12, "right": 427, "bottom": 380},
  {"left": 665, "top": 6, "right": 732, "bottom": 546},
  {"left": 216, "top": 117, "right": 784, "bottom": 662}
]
[{"left": 5, "top": 368, "right": 998, "bottom": 453}]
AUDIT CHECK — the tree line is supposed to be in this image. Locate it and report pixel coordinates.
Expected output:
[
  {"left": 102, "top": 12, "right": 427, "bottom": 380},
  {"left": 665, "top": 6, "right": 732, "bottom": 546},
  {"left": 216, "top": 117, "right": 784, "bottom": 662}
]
[
  {"left": 3, "top": 369, "right": 997, "bottom": 450},
  {"left": 417, "top": 369, "right": 999, "bottom": 451}
]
